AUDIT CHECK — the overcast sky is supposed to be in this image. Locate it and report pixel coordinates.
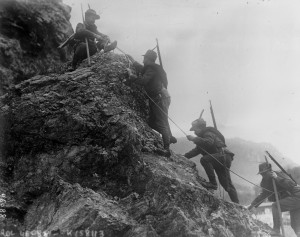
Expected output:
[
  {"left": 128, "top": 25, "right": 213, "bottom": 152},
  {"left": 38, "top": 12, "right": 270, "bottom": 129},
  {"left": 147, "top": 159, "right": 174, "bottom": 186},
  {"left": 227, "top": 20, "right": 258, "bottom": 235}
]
[{"left": 64, "top": 0, "right": 300, "bottom": 165}]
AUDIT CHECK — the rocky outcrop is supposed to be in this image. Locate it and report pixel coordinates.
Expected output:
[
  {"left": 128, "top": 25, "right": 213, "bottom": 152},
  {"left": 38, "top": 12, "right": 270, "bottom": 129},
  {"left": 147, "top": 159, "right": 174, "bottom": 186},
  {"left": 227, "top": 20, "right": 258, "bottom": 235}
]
[
  {"left": 0, "top": 51, "right": 272, "bottom": 236},
  {"left": 0, "top": 0, "right": 73, "bottom": 94},
  {"left": 0, "top": 1, "right": 273, "bottom": 236}
]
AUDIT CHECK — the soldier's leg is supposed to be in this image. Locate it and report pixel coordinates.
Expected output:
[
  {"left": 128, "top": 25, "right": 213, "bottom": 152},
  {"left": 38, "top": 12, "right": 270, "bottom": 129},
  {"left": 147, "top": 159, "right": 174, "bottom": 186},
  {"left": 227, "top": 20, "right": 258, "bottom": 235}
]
[
  {"left": 156, "top": 99, "right": 170, "bottom": 150},
  {"left": 290, "top": 209, "right": 300, "bottom": 237},
  {"left": 161, "top": 96, "right": 176, "bottom": 144},
  {"left": 72, "top": 43, "right": 87, "bottom": 69},
  {"left": 148, "top": 97, "right": 170, "bottom": 151},
  {"left": 89, "top": 44, "right": 98, "bottom": 57},
  {"left": 272, "top": 196, "right": 300, "bottom": 233},
  {"left": 72, "top": 43, "right": 97, "bottom": 69},
  {"left": 215, "top": 156, "right": 239, "bottom": 203},
  {"left": 148, "top": 99, "right": 159, "bottom": 131},
  {"left": 104, "top": 40, "right": 117, "bottom": 53},
  {"left": 96, "top": 38, "right": 117, "bottom": 53},
  {"left": 200, "top": 155, "right": 217, "bottom": 187},
  {"left": 96, "top": 40, "right": 105, "bottom": 51},
  {"left": 223, "top": 155, "right": 239, "bottom": 203}
]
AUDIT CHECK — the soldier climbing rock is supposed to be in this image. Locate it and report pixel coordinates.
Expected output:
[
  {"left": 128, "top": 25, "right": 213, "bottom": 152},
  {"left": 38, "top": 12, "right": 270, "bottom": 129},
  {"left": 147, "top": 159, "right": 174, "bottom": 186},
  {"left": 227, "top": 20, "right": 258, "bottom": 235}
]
[
  {"left": 125, "top": 50, "right": 177, "bottom": 157},
  {"left": 70, "top": 9, "right": 117, "bottom": 70},
  {"left": 184, "top": 118, "right": 239, "bottom": 203},
  {"left": 248, "top": 162, "right": 300, "bottom": 237}
]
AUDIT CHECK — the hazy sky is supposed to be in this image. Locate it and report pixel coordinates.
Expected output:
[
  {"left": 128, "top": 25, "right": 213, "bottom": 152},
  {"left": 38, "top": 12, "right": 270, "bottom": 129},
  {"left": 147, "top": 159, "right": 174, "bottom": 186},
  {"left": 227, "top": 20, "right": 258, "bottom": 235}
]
[{"left": 64, "top": 0, "right": 300, "bottom": 165}]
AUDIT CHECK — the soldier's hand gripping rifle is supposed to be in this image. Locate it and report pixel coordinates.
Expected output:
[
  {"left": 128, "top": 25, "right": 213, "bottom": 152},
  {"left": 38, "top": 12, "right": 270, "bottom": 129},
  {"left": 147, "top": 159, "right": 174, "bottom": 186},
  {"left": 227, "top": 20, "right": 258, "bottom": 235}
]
[{"left": 265, "top": 151, "right": 297, "bottom": 184}]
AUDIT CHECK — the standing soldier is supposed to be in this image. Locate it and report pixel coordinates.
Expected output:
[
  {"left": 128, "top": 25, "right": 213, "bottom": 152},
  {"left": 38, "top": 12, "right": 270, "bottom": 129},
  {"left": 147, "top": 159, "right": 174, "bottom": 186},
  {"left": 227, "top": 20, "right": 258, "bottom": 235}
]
[
  {"left": 71, "top": 9, "right": 117, "bottom": 70},
  {"left": 248, "top": 162, "right": 300, "bottom": 237},
  {"left": 184, "top": 118, "right": 239, "bottom": 203},
  {"left": 126, "top": 50, "right": 177, "bottom": 157}
]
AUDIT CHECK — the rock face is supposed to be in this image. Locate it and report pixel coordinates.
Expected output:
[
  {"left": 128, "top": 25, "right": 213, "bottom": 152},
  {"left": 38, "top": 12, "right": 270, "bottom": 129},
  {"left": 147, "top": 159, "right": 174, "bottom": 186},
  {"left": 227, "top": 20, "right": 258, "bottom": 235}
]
[
  {"left": 0, "top": 0, "right": 73, "bottom": 94},
  {"left": 0, "top": 1, "right": 272, "bottom": 236},
  {"left": 0, "top": 51, "right": 272, "bottom": 236}
]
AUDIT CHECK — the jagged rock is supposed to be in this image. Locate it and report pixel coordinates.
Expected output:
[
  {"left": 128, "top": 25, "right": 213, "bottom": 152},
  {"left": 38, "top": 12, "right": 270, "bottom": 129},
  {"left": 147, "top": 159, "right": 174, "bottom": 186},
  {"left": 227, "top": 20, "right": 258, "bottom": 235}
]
[
  {"left": 0, "top": 0, "right": 73, "bottom": 94},
  {"left": 0, "top": 50, "right": 272, "bottom": 236},
  {"left": 0, "top": 1, "right": 273, "bottom": 235},
  {"left": 24, "top": 180, "right": 136, "bottom": 236}
]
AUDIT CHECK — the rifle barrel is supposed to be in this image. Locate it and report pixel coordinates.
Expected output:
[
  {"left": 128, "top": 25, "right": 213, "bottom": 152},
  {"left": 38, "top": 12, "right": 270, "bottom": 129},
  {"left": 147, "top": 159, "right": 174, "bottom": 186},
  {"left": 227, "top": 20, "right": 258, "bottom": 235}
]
[
  {"left": 209, "top": 100, "right": 217, "bottom": 129},
  {"left": 265, "top": 151, "right": 297, "bottom": 184},
  {"left": 156, "top": 38, "right": 163, "bottom": 68},
  {"left": 199, "top": 109, "right": 204, "bottom": 119},
  {"left": 81, "top": 4, "right": 91, "bottom": 66},
  {"left": 58, "top": 33, "right": 75, "bottom": 49}
]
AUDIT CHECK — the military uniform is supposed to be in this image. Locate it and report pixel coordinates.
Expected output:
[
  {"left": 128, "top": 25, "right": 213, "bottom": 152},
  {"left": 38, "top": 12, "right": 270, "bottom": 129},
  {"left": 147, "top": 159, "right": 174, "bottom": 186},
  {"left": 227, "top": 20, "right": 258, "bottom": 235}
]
[
  {"left": 185, "top": 120, "right": 239, "bottom": 203},
  {"left": 249, "top": 163, "right": 300, "bottom": 237},
  {"left": 127, "top": 50, "right": 176, "bottom": 155},
  {"left": 71, "top": 9, "right": 117, "bottom": 69}
]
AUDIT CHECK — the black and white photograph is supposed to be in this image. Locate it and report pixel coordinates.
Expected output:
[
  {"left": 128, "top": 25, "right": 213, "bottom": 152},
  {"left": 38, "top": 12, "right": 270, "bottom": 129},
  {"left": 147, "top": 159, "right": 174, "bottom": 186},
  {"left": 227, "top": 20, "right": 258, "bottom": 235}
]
[{"left": 0, "top": 0, "right": 300, "bottom": 236}]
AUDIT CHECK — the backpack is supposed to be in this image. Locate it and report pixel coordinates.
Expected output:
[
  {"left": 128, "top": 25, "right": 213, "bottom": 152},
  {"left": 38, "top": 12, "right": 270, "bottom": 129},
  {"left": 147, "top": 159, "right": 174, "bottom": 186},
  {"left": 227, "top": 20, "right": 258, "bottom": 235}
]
[{"left": 199, "top": 127, "right": 225, "bottom": 144}]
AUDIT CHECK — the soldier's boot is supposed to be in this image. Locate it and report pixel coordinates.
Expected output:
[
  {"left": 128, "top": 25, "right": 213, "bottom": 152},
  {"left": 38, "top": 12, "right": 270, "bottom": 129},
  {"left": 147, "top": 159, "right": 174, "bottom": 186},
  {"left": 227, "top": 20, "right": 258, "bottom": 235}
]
[
  {"left": 227, "top": 188, "right": 239, "bottom": 204},
  {"left": 201, "top": 173, "right": 218, "bottom": 190},
  {"left": 201, "top": 181, "right": 218, "bottom": 190},
  {"left": 269, "top": 229, "right": 282, "bottom": 237},
  {"left": 104, "top": 40, "right": 117, "bottom": 53},
  {"left": 170, "top": 136, "right": 177, "bottom": 144},
  {"left": 164, "top": 148, "right": 171, "bottom": 158}
]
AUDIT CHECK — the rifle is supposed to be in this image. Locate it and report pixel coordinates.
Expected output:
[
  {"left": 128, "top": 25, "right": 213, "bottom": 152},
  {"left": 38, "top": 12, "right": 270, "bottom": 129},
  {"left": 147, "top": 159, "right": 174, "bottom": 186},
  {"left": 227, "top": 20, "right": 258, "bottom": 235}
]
[
  {"left": 57, "top": 33, "right": 75, "bottom": 49},
  {"left": 81, "top": 4, "right": 91, "bottom": 66},
  {"left": 209, "top": 100, "right": 217, "bottom": 129},
  {"left": 209, "top": 101, "right": 226, "bottom": 199},
  {"left": 265, "top": 151, "right": 297, "bottom": 184},
  {"left": 156, "top": 38, "right": 163, "bottom": 68},
  {"left": 264, "top": 156, "right": 286, "bottom": 237},
  {"left": 199, "top": 109, "right": 204, "bottom": 119}
]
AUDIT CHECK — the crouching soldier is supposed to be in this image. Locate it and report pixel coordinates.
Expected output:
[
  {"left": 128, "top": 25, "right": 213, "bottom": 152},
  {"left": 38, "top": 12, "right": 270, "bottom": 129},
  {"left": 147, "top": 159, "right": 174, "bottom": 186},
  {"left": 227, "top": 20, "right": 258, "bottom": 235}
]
[
  {"left": 184, "top": 118, "right": 239, "bottom": 203},
  {"left": 126, "top": 50, "right": 177, "bottom": 157},
  {"left": 71, "top": 8, "right": 117, "bottom": 70},
  {"left": 248, "top": 162, "right": 300, "bottom": 237}
]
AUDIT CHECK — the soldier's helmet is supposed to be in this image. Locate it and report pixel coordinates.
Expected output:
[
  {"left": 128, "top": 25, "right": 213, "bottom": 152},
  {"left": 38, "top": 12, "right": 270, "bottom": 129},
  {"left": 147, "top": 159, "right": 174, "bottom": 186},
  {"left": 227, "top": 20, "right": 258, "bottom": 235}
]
[
  {"left": 257, "top": 162, "right": 272, "bottom": 174},
  {"left": 85, "top": 9, "right": 100, "bottom": 20},
  {"left": 190, "top": 118, "right": 206, "bottom": 131},
  {"left": 142, "top": 50, "right": 157, "bottom": 62}
]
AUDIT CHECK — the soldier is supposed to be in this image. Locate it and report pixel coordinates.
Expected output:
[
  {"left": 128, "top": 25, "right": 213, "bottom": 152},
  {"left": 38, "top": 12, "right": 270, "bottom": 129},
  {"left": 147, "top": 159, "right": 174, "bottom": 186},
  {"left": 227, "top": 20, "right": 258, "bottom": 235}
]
[
  {"left": 71, "top": 9, "right": 117, "bottom": 70},
  {"left": 184, "top": 118, "right": 239, "bottom": 203},
  {"left": 248, "top": 162, "right": 300, "bottom": 237},
  {"left": 126, "top": 50, "right": 177, "bottom": 157}
]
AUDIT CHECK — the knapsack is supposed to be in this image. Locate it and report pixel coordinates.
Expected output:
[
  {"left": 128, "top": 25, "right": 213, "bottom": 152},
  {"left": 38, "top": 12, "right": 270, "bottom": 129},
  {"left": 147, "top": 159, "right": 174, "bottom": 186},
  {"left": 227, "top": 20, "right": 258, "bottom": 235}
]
[{"left": 200, "top": 127, "right": 225, "bottom": 144}]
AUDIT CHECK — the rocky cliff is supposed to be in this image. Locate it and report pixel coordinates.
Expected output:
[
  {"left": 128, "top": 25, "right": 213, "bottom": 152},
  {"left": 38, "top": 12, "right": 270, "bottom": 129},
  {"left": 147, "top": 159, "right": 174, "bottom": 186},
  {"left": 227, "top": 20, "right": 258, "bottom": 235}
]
[
  {"left": 0, "top": 0, "right": 73, "bottom": 94},
  {"left": 0, "top": 52, "right": 272, "bottom": 236},
  {"left": 0, "top": 1, "right": 272, "bottom": 236}
]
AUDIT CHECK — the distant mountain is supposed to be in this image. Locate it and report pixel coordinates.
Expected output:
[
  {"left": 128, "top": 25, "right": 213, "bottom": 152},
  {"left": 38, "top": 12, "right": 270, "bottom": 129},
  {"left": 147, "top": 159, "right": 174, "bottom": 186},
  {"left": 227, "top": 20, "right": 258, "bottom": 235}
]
[
  {"left": 229, "top": 138, "right": 297, "bottom": 187},
  {"left": 171, "top": 137, "right": 299, "bottom": 204}
]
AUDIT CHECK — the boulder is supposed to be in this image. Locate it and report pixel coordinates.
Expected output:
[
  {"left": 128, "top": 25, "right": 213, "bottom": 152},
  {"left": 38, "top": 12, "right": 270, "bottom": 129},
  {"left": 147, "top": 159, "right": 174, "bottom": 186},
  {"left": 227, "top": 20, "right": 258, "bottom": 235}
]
[{"left": 0, "top": 0, "right": 73, "bottom": 94}]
